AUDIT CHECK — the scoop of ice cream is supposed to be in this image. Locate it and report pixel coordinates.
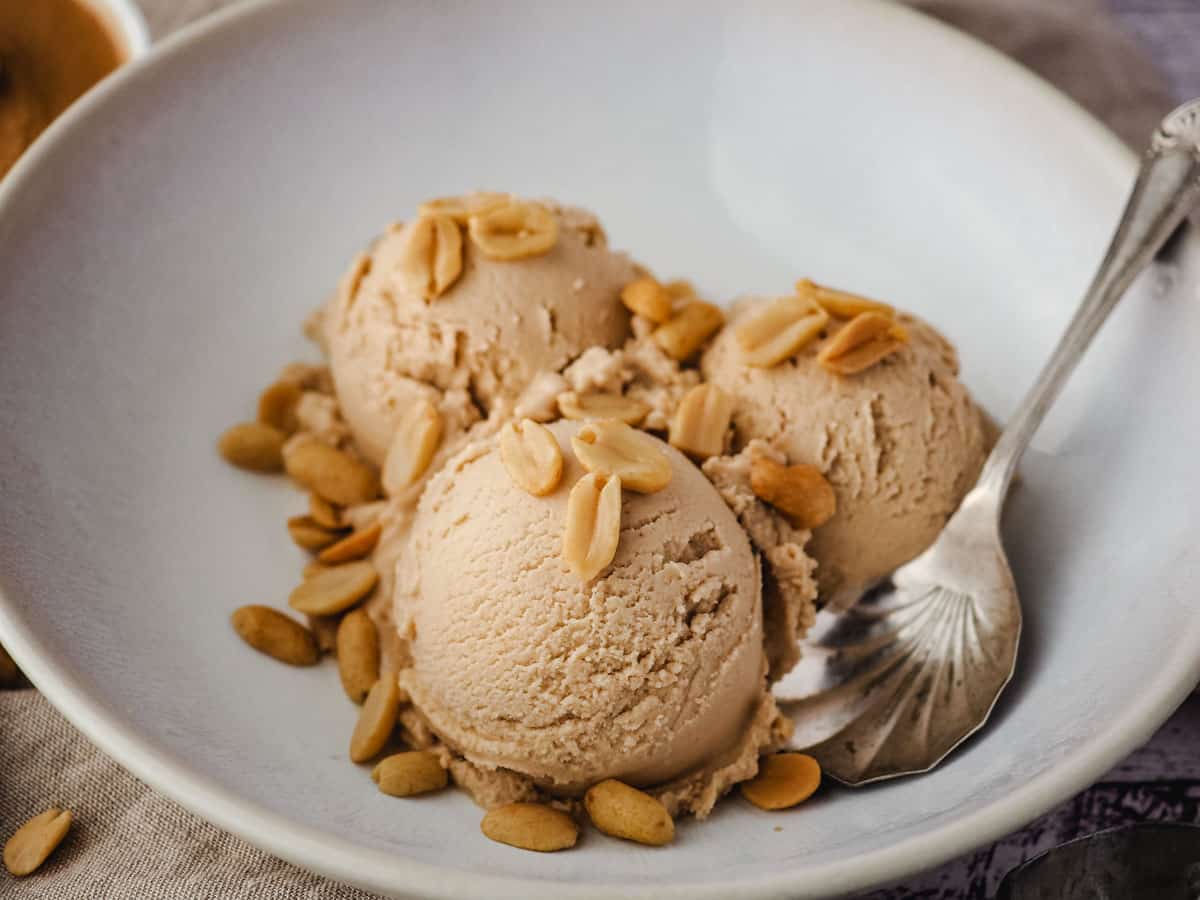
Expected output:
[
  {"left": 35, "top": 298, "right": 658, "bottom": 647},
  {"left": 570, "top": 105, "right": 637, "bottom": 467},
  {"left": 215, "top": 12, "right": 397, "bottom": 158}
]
[
  {"left": 323, "top": 197, "right": 636, "bottom": 465},
  {"left": 702, "top": 298, "right": 989, "bottom": 609},
  {"left": 395, "top": 420, "right": 775, "bottom": 802}
]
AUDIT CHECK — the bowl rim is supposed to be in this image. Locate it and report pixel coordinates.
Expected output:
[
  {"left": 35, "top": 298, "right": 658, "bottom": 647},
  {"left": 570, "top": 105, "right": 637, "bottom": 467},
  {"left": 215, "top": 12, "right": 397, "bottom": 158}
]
[{"left": 2, "top": 1, "right": 1197, "bottom": 898}]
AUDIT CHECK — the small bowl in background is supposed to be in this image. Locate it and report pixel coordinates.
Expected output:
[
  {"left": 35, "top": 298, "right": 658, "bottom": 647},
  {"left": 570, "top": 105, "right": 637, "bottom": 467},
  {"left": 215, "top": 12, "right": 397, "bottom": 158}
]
[{"left": 0, "top": 0, "right": 149, "bottom": 179}]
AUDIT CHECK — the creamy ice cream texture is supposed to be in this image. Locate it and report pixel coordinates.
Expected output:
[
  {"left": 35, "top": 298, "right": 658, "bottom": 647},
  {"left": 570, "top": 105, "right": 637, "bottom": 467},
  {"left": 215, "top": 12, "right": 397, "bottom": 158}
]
[
  {"left": 703, "top": 298, "right": 989, "bottom": 608},
  {"left": 394, "top": 420, "right": 789, "bottom": 815},
  {"left": 324, "top": 200, "right": 637, "bottom": 467}
]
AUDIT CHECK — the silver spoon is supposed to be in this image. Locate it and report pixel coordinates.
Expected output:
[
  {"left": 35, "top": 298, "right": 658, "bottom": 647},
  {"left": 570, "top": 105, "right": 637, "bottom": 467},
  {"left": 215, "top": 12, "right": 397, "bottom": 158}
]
[{"left": 782, "top": 98, "right": 1200, "bottom": 785}]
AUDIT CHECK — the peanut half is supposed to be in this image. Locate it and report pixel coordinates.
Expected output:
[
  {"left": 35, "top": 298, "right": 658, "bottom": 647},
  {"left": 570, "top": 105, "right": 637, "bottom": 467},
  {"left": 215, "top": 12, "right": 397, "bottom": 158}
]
[
  {"left": 349, "top": 675, "right": 402, "bottom": 762},
  {"left": 397, "top": 214, "right": 464, "bottom": 302},
  {"left": 499, "top": 419, "right": 564, "bottom": 496},
  {"left": 257, "top": 380, "right": 303, "bottom": 435},
  {"left": 620, "top": 276, "right": 674, "bottom": 324},
  {"left": 736, "top": 294, "right": 830, "bottom": 368},
  {"left": 557, "top": 391, "right": 649, "bottom": 427},
  {"left": 480, "top": 803, "right": 578, "bottom": 853},
  {"left": 563, "top": 472, "right": 622, "bottom": 582},
  {"left": 572, "top": 420, "right": 671, "bottom": 494},
  {"left": 584, "top": 780, "right": 674, "bottom": 846},
  {"left": 372, "top": 751, "right": 448, "bottom": 797},
  {"left": 231, "top": 606, "right": 320, "bottom": 666},
  {"left": 741, "top": 753, "right": 821, "bottom": 810},
  {"left": 288, "top": 560, "right": 379, "bottom": 616},
  {"left": 218, "top": 422, "right": 286, "bottom": 472},
  {"left": 749, "top": 456, "right": 837, "bottom": 529},
  {"left": 664, "top": 279, "right": 696, "bottom": 300},
  {"left": 382, "top": 399, "right": 442, "bottom": 495},
  {"left": 283, "top": 439, "right": 380, "bottom": 506},
  {"left": 419, "top": 191, "right": 509, "bottom": 224},
  {"left": 318, "top": 520, "right": 383, "bottom": 565},
  {"left": 287, "top": 515, "right": 345, "bottom": 552},
  {"left": 798, "top": 278, "right": 894, "bottom": 319},
  {"left": 816, "top": 311, "right": 908, "bottom": 375},
  {"left": 335, "top": 252, "right": 372, "bottom": 317},
  {"left": 468, "top": 201, "right": 558, "bottom": 260},
  {"left": 3, "top": 808, "right": 73, "bottom": 877},
  {"left": 308, "top": 493, "right": 343, "bottom": 529},
  {"left": 303, "top": 558, "right": 331, "bottom": 579},
  {"left": 653, "top": 300, "right": 724, "bottom": 361},
  {"left": 337, "top": 608, "right": 380, "bottom": 704},
  {"left": 306, "top": 613, "right": 339, "bottom": 654},
  {"left": 669, "top": 383, "right": 733, "bottom": 461}
]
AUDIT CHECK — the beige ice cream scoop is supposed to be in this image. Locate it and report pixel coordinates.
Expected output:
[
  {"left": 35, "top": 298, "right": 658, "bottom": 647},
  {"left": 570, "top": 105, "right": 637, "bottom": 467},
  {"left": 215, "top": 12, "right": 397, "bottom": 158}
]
[
  {"left": 395, "top": 420, "right": 772, "bottom": 795},
  {"left": 323, "top": 197, "right": 636, "bottom": 465},
  {"left": 703, "top": 298, "right": 989, "bottom": 610}
]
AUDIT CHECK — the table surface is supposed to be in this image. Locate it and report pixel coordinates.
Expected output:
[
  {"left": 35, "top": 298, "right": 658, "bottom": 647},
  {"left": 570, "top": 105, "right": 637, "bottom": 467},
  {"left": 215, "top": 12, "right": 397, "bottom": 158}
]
[{"left": 125, "top": 1, "right": 1200, "bottom": 897}]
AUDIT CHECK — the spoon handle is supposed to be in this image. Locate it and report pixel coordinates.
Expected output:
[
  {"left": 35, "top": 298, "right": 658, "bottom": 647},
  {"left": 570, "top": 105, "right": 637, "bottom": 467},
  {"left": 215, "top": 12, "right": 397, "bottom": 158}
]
[{"left": 978, "top": 98, "right": 1200, "bottom": 498}]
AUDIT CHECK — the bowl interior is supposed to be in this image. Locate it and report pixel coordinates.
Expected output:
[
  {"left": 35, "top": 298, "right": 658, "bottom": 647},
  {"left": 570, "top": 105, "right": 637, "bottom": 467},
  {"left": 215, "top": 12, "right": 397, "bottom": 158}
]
[{"left": 2, "top": 1, "right": 1199, "bottom": 898}]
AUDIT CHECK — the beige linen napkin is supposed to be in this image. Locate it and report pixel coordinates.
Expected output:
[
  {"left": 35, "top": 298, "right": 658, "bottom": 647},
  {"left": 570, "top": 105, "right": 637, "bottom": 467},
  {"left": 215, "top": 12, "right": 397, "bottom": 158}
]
[{"left": 0, "top": 1, "right": 1177, "bottom": 897}]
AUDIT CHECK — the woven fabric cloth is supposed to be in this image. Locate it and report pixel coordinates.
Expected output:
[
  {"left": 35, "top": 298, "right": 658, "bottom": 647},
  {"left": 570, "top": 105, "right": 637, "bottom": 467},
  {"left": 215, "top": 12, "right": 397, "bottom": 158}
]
[{"left": 0, "top": 1, "right": 1180, "bottom": 897}]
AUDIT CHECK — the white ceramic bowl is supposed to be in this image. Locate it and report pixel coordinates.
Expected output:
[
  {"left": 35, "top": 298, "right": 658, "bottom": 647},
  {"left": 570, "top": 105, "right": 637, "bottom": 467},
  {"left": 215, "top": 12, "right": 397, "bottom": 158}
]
[{"left": 2, "top": 1, "right": 1199, "bottom": 898}]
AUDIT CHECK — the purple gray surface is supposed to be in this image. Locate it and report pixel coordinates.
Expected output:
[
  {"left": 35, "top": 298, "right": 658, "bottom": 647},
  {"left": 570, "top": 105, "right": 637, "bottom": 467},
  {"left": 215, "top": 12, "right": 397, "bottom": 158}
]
[{"left": 1109, "top": 0, "right": 1200, "bottom": 100}]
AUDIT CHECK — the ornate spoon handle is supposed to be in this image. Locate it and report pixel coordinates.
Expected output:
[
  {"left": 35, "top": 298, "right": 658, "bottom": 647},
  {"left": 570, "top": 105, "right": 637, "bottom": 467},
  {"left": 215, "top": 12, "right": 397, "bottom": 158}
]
[{"left": 979, "top": 99, "right": 1200, "bottom": 500}]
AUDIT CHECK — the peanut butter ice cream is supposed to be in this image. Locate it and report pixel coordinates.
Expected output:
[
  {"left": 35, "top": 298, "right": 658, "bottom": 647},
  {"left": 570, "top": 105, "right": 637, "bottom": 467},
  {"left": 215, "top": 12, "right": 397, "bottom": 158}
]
[
  {"left": 393, "top": 420, "right": 793, "bottom": 817},
  {"left": 323, "top": 195, "right": 636, "bottom": 468},
  {"left": 703, "top": 293, "right": 989, "bottom": 611}
]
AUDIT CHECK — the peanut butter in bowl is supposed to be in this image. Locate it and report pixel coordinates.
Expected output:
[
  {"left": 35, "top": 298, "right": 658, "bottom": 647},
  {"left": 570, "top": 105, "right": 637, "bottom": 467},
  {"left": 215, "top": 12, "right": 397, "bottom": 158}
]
[{"left": 0, "top": 0, "right": 135, "bottom": 179}]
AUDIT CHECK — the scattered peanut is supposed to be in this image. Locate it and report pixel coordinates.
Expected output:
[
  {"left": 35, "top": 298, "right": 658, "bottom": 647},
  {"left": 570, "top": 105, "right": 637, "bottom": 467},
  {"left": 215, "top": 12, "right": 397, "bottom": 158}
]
[
  {"left": 288, "top": 560, "right": 379, "bottom": 616},
  {"left": 741, "top": 753, "right": 822, "bottom": 810},
  {"left": 798, "top": 278, "right": 894, "bottom": 319},
  {"left": 257, "top": 380, "right": 303, "bottom": 435},
  {"left": 736, "top": 294, "right": 830, "bottom": 368},
  {"left": 3, "top": 808, "right": 73, "bottom": 876},
  {"left": 584, "top": 780, "right": 674, "bottom": 846},
  {"left": 816, "top": 311, "right": 908, "bottom": 375},
  {"left": 306, "top": 614, "right": 340, "bottom": 653},
  {"left": 480, "top": 803, "right": 578, "bottom": 853},
  {"left": 468, "top": 201, "right": 558, "bottom": 260},
  {"left": 230, "top": 605, "right": 320, "bottom": 666},
  {"left": 218, "top": 422, "right": 286, "bottom": 472},
  {"left": 318, "top": 520, "right": 383, "bottom": 565},
  {"left": 572, "top": 420, "right": 671, "bottom": 494},
  {"left": 749, "top": 456, "right": 837, "bottom": 529},
  {"left": 372, "top": 751, "right": 448, "bottom": 797},
  {"left": 499, "top": 419, "right": 563, "bottom": 496},
  {"left": 308, "top": 493, "right": 343, "bottom": 529},
  {"left": 557, "top": 391, "right": 649, "bottom": 427},
  {"left": 397, "top": 214, "right": 464, "bottom": 301},
  {"left": 287, "top": 515, "right": 345, "bottom": 552},
  {"left": 337, "top": 609, "right": 380, "bottom": 704},
  {"left": 668, "top": 383, "right": 733, "bottom": 460},
  {"left": 303, "top": 558, "right": 331, "bottom": 579},
  {"left": 283, "top": 438, "right": 380, "bottom": 506},
  {"left": 419, "top": 191, "right": 509, "bottom": 224},
  {"left": 349, "top": 675, "right": 402, "bottom": 762},
  {"left": 620, "top": 276, "right": 674, "bottom": 324},
  {"left": 664, "top": 279, "right": 696, "bottom": 299},
  {"left": 653, "top": 300, "right": 724, "bottom": 360},
  {"left": 563, "top": 472, "right": 622, "bottom": 582},
  {"left": 382, "top": 399, "right": 442, "bottom": 495}
]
